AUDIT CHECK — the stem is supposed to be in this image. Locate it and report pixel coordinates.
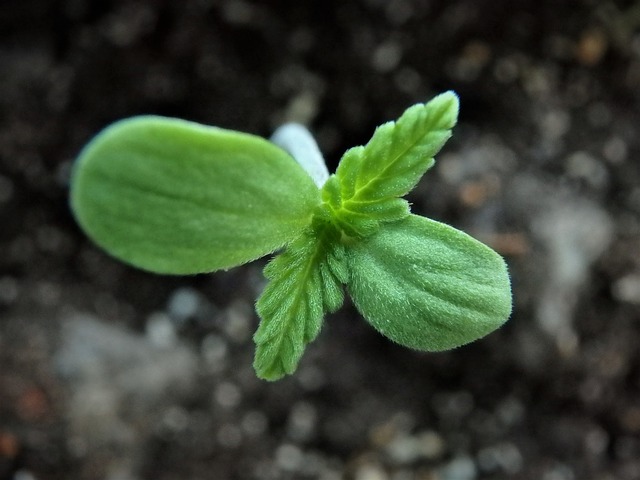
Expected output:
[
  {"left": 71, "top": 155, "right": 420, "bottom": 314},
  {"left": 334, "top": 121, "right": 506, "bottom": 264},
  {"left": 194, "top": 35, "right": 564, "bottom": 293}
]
[{"left": 270, "top": 123, "right": 329, "bottom": 188}]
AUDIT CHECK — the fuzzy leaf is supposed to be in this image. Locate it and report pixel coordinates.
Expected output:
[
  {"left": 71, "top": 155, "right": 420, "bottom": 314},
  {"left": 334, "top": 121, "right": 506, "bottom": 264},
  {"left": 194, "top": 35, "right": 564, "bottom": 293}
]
[
  {"left": 327, "top": 92, "right": 459, "bottom": 232},
  {"left": 254, "top": 228, "right": 345, "bottom": 381},
  {"left": 346, "top": 214, "right": 512, "bottom": 351},
  {"left": 70, "top": 116, "right": 321, "bottom": 274}
]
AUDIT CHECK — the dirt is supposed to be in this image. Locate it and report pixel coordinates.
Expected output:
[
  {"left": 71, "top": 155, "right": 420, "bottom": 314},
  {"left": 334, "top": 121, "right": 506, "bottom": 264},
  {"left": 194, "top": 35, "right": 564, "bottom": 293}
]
[{"left": 1, "top": 1, "right": 640, "bottom": 479}]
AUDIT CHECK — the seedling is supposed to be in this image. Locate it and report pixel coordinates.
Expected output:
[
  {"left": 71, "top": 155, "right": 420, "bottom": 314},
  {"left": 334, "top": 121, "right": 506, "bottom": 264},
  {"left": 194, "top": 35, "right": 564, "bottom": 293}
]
[{"left": 70, "top": 92, "right": 512, "bottom": 381}]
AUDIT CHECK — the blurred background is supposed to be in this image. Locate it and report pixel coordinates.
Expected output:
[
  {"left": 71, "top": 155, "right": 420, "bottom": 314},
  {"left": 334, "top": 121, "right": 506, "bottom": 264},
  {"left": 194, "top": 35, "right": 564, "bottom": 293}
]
[{"left": 1, "top": 0, "right": 639, "bottom": 479}]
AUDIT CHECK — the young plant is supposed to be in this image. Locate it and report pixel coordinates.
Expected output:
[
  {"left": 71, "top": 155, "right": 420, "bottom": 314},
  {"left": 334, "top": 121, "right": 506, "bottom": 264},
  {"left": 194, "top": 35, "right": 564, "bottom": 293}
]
[{"left": 70, "top": 92, "right": 512, "bottom": 381}]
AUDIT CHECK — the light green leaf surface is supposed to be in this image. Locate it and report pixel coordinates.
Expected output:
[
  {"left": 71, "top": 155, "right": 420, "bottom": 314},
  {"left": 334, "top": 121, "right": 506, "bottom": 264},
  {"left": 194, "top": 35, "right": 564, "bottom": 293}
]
[
  {"left": 325, "top": 92, "right": 459, "bottom": 233},
  {"left": 254, "top": 227, "right": 345, "bottom": 381},
  {"left": 70, "top": 116, "right": 321, "bottom": 274},
  {"left": 347, "top": 215, "right": 512, "bottom": 351}
]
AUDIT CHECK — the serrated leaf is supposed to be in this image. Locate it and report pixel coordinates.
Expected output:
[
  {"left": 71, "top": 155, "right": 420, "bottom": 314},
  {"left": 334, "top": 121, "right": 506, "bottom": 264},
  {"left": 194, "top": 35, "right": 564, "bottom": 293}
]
[
  {"left": 70, "top": 116, "right": 321, "bottom": 274},
  {"left": 254, "top": 228, "right": 345, "bottom": 381},
  {"left": 327, "top": 92, "right": 459, "bottom": 233},
  {"left": 346, "top": 214, "right": 512, "bottom": 351},
  {"left": 338, "top": 92, "right": 458, "bottom": 200}
]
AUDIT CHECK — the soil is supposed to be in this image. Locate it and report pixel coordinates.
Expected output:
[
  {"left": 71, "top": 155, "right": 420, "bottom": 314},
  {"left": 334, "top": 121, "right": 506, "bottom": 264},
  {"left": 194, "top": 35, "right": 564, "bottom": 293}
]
[{"left": 1, "top": 1, "right": 640, "bottom": 479}]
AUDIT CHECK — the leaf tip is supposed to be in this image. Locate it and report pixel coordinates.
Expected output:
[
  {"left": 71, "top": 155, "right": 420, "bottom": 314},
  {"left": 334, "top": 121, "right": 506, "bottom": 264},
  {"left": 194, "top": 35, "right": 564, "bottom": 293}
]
[{"left": 431, "top": 90, "right": 460, "bottom": 129}]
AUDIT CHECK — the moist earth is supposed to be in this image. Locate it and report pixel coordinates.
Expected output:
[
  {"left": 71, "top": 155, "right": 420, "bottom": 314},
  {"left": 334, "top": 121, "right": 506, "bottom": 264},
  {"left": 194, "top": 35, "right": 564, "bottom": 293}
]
[{"left": 1, "top": 1, "right": 640, "bottom": 479}]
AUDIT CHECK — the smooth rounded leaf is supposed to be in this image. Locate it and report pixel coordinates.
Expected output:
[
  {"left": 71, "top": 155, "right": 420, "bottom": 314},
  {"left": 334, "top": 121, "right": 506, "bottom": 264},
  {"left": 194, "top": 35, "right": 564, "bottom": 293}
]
[
  {"left": 71, "top": 116, "right": 321, "bottom": 274},
  {"left": 347, "top": 215, "right": 512, "bottom": 351}
]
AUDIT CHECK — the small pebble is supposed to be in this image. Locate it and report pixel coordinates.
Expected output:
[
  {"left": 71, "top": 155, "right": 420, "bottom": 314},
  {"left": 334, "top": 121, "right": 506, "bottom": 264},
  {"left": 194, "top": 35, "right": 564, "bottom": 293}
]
[
  {"left": 576, "top": 28, "right": 607, "bottom": 66},
  {"left": 584, "top": 426, "right": 609, "bottom": 456},
  {"left": 276, "top": 444, "right": 304, "bottom": 472},
  {"left": 354, "top": 463, "right": 388, "bottom": 480},
  {"left": 540, "top": 110, "right": 571, "bottom": 141},
  {"left": 14, "top": 471, "right": 37, "bottom": 480},
  {"left": 372, "top": 40, "right": 403, "bottom": 73},
  {"left": 439, "top": 456, "right": 477, "bottom": 480},
  {"left": 477, "top": 443, "right": 523, "bottom": 474},
  {"left": 612, "top": 273, "right": 640, "bottom": 305},
  {"left": 146, "top": 312, "right": 176, "bottom": 348},
  {"left": 167, "top": 287, "right": 201, "bottom": 321},
  {"left": 542, "top": 463, "right": 575, "bottom": 480},
  {"left": 385, "top": 430, "right": 446, "bottom": 464},
  {"left": 603, "top": 136, "right": 628, "bottom": 164}
]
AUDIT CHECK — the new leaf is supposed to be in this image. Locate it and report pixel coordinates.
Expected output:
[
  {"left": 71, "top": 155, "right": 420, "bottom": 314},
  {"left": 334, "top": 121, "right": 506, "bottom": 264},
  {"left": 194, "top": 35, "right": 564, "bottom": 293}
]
[
  {"left": 324, "top": 91, "right": 459, "bottom": 235},
  {"left": 254, "top": 227, "right": 346, "bottom": 380},
  {"left": 70, "top": 116, "right": 321, "bottom": 274}
]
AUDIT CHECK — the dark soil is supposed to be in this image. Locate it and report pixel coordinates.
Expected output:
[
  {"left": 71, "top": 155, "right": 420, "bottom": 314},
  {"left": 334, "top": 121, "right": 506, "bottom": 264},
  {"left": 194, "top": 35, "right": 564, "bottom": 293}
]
[{"left": 2, "top": 1, "right": 640, "bottom": 479}]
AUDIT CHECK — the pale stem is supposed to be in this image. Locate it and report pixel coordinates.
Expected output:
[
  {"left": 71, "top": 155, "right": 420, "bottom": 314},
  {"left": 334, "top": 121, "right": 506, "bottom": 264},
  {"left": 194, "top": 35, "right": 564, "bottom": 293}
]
[{"left": 270, "top": 123, "right": 329, "bottom": 188}]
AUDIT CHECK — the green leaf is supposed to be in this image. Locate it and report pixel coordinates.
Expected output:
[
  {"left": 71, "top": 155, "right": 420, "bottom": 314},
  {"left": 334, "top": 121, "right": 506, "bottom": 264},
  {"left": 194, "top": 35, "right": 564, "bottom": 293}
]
[
  {"left": 70, "top": 116, "right": 321, "bottom": 274},
  {"left": 326, "top": 92, "right": 459, "bottom": 232},
  {"left": 346, "top": 214, "right": 512, "bottom": 351},
  {"left": 254, "top": 227, "right": 345, "bottom": 381}
]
